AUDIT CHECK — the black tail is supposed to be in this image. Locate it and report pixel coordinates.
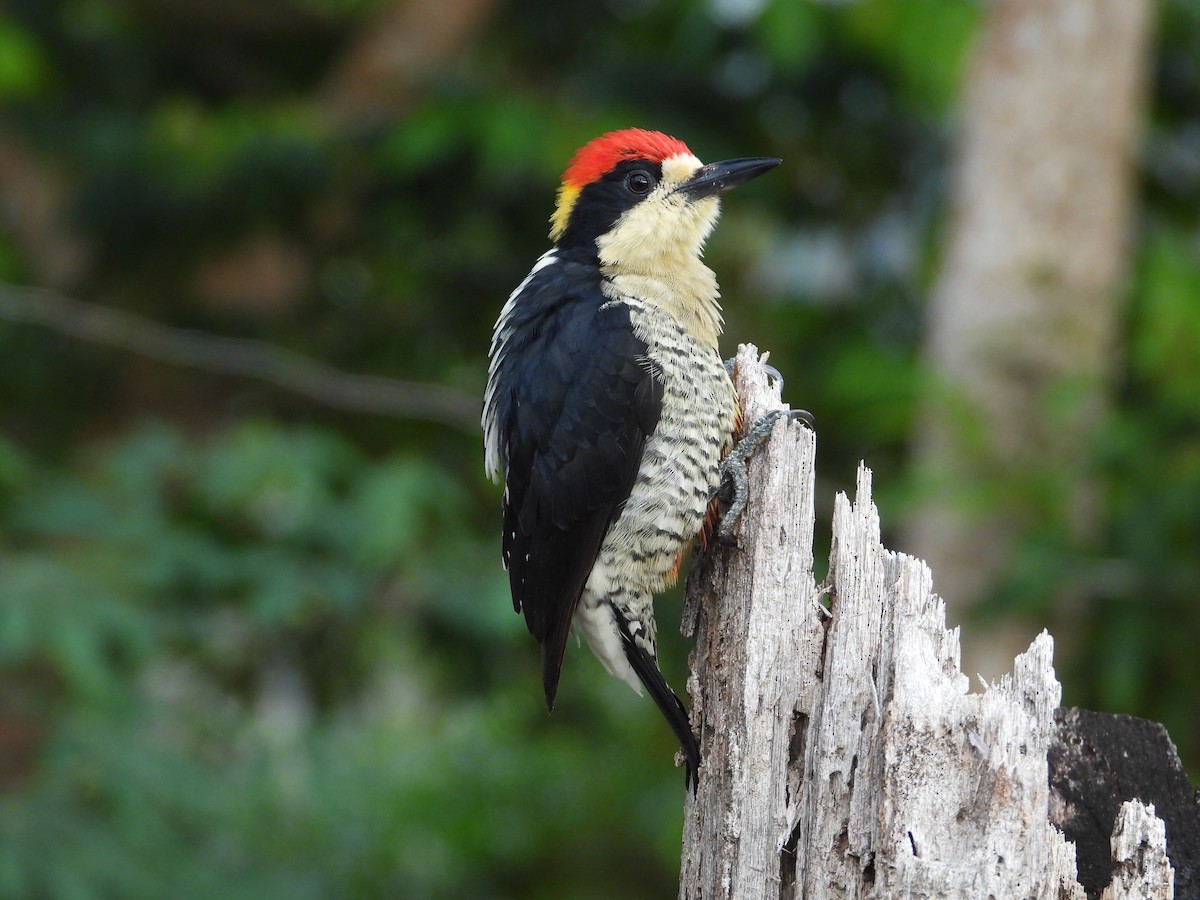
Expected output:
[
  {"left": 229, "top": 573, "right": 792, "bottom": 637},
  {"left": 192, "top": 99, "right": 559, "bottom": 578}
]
[{"left": 616, "top": 616, "right": 701, "bottom": 792}]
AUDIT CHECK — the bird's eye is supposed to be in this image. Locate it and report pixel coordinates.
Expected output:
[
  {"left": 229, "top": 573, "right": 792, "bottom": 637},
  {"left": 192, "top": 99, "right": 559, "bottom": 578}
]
[{"left": 626, "top": 170, "right": 655, "bottom": 195}]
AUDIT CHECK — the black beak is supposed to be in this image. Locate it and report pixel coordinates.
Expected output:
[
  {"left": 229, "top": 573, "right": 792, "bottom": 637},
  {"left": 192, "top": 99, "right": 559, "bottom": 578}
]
[{"left": 678, "top": 157, "right": 781, "bottom": 199}]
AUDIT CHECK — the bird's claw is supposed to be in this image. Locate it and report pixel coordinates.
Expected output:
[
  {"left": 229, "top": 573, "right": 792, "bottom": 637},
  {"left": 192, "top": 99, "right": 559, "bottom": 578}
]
[
  {"left": 713, "top": 406, "right": 816, "bottom": 543},
  {"left": 763, "top": 363, "right": 784, "bottom": 391},
  {"left": 788, "top": 407, "right": 815, "bottom": 429}
]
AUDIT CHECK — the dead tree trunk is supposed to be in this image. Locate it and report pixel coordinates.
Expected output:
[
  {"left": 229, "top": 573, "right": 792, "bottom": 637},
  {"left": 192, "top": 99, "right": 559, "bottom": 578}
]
[{"left": 679, "top": 345, "right": 1182, "bottom": 899}]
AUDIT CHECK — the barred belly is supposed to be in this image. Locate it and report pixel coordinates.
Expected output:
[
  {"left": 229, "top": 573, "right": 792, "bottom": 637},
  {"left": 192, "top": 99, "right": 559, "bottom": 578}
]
[{"left": 575, "top": 299, "right": 737, "bottom": 693}]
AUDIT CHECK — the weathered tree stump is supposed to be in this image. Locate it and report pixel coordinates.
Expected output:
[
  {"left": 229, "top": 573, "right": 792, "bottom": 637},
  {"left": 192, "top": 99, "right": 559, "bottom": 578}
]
[{"left": 679, "top": 345, "right": 1184, "bottom": 899}]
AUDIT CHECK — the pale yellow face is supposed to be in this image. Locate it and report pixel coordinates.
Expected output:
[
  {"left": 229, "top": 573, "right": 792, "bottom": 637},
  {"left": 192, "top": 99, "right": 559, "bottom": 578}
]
[
  {"left": 594, "top": 153, "right": 721, "bottom": 272},
  {"left": 545, "top": 149, "right": 730, "bottom": 349},
  {"left": 590, "top": 153, "right": 727, "bottom": 350}
]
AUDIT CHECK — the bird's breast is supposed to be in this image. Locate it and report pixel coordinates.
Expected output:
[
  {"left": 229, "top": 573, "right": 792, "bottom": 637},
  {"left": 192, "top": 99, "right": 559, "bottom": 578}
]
[
  {"left": 588, "top": 298, "right": 737, "bottom": 595},
  {"left": 600, "top": 260, "right": 723, "bottom": 351}
]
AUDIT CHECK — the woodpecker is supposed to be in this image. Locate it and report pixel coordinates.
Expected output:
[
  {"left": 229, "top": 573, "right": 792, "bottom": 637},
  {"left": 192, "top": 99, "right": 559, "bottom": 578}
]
[{"left": 483, "top": 129, "right": 779, "bottom": 788}]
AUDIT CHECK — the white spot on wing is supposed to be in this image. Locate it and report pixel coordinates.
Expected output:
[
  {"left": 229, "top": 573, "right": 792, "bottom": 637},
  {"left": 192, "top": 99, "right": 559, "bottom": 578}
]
[{"left": 483, "top": 250, "right": 558, "bottom": 480}]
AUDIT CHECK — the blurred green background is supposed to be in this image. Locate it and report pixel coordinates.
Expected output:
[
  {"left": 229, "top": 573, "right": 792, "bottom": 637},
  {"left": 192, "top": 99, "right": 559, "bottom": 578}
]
[{"left": 0, "top": 1, "right": 1197, "bottom": 897}]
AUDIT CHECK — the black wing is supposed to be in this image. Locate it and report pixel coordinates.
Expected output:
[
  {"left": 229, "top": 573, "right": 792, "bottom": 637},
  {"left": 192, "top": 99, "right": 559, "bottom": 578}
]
[{"left": 488, "top": 262, "right": 662, "bottom": 709}]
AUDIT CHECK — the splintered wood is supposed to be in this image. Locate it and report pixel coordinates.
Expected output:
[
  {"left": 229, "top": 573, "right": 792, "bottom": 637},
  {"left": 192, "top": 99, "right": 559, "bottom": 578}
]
[{"left": 679, "top": 345, "right": 1173, "bottom": 900}]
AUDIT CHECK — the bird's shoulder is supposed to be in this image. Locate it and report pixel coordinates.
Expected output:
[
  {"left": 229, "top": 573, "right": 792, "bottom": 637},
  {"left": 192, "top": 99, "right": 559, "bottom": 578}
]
[
  {"left": 486, "top": 251, "right": 661, "bottom": 473},
  {"left": 487, "top": 250, "right": 666, "bottom": 702}
]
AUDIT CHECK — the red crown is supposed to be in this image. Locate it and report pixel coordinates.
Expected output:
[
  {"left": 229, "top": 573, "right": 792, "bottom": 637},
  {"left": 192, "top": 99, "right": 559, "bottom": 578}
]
[{"left": 562, "top": 129, "right": 693, "bottom": 188}]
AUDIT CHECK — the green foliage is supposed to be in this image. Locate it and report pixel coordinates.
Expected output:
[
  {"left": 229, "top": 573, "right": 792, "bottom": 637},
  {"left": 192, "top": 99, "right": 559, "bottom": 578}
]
[
  {"left": 751, "top": 2, "right": 825, "bottom": 75},
  {"left": 1082, "top": 226, "right": 1200, "bottom": 755},
  {"left": 843, "top": 0, "right": 979, "bottom": 112},
  {"left": 0, "top": 20, "right": 48, "bottom": 99},
  {"left": 0, "top": 423, "right": 684, "bottom": 898},
  {"left": 986, "top": 223, "right": 1200, "bottom": 765},
  {"left": 1130, "top": 230, "right": 1200, "bottom": 415},
  {"left": 0, "top": 669, "right": 680, "bottom": 899}
]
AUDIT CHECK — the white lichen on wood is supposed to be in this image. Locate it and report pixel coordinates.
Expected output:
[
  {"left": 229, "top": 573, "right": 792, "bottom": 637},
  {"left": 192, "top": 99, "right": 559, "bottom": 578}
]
[{"left": 679, "top": 345, "right": 1173, "bottom": 899}]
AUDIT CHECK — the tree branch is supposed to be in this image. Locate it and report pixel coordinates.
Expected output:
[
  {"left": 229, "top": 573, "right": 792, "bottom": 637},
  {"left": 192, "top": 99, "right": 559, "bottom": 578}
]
[{"left": 0, "top": 282, "right": 480, "bottom": 432}]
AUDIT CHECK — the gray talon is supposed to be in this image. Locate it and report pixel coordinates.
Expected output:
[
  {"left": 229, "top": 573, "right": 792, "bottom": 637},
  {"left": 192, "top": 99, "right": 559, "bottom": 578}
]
[
  {"left": 715, "top": 407, "right": 808, "bottom": 542},
  {"left": 763, "top": 364, "right": 784, "bottom": 391},
  {"left": 789, "top": 408, "right": 815, "bottom": 429}
]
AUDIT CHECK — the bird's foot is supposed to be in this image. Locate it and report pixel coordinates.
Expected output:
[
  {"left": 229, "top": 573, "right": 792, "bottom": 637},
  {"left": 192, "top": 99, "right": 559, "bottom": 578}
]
[{"left": 713, "top": 407, "right": 814, "bottom": 543}]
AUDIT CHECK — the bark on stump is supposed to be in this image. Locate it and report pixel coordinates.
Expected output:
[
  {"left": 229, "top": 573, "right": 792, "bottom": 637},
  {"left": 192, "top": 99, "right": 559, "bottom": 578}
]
[{"left": 679, "top": 345, "right": 1177, "bottom": 900}]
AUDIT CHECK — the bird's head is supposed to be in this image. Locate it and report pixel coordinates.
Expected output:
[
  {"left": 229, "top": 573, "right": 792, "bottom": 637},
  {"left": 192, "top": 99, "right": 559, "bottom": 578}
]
[{"left": 549, "top": 129, "right": 780, "bottom": 268}]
